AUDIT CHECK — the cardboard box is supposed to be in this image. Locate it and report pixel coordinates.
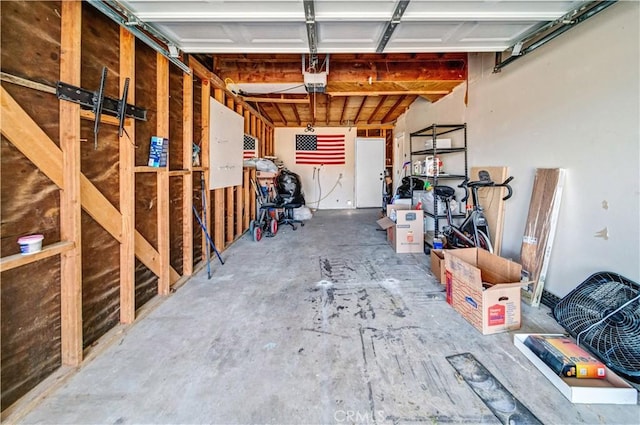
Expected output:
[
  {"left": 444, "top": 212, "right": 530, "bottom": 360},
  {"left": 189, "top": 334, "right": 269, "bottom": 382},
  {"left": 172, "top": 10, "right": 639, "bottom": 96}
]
[
  {"left": 377, "top": 204, "right": 424, "bottom": 254},
  {"left": 514, "top": 334, "right": 637, "bottom": 404},
  {"left": 430, "top": 249, "right": 446, "bottom": 284},
  {"left": 148, "top": 136, "right": 168, "bottom": 167},
  {"left": 256, "top": 171, "right": 277, "bottom": 179},
  {"left": 524, "top": 335, "right": 606, "bottom": 379},
  {"left": 444, "top": 248, "right": 523, "bottom": 335}
]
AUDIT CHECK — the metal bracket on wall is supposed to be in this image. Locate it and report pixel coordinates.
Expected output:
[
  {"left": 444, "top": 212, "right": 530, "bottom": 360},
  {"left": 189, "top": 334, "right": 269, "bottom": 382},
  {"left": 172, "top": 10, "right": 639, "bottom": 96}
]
[
  {"left": 493, "top": 1, "right": 617, "bottom": 72},
  {"left": 56, "top": 66, "right": 147, "bottom": 149}
]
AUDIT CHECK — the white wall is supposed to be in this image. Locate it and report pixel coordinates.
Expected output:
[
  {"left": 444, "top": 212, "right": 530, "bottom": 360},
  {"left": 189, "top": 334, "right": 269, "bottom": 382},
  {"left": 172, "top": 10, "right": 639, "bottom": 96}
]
[
  {"left": 396, "top": 2, "right": 640, "bottom": 296},
  {"left": 274, "top": 127, "right": 357, "bottom": 209}
]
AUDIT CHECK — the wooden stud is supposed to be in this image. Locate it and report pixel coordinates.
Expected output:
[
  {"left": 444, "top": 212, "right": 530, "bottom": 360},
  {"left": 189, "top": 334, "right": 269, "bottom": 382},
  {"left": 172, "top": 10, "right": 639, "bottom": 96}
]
[
  {"left": 182, "top": 70, "right": 194, "bottom": 276},
  {"left": 235, "top": 103, "right": 244, "bottom": 238},
  {"left": 59, "top": 0, "right": 83, "bottom": 367},
  {"left": 249, "top": 168, "right": 256, "bottom": 221},
  {"left": 1, "top": 88, "right": 180, "bottom": 284},
  {"left": 201, "top": 79, "right": 211, "bottom": 259},
  {"left": 226, "top": 186, "right": 234, "bottom": 244},
  {"left": 119, "top": 27, "right": 136, "bottom": 323},
  {"left": 213, "top": 88, "right": 225, "bottom": 251},
  {"left": 243, "top": 168, "right": 250, "bottom": 230},
  {"left": 156, "top": 53, "right": 170, "bottom": 295}
]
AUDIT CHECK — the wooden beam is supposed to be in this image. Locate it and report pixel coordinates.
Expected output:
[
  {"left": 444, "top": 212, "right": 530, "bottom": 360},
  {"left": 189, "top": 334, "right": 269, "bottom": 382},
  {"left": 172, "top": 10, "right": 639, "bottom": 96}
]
[
  {"left": 200, "top": 79, "right": 211, "bottom": 263},
  {"left": 213, "top": 89, "right": 225, "bottom": 252},
  {"left": 368, "top": 95, "right": 388, "bottom": 124},
  {"left": 157, "top": 53, "right": 170, "bottom": 295},
  {"left": 353, "top": 96, "right": 368, "bottom": 124},
  {"left": 226, "top": 186, "right": 234, "bottom": 244},
  {"left": 1, "top": 87, "right": 181, "bottom": 284},
  {"left": 325, "top": 95, "right": 331, "bottom": 125},
  {"left": 182, "top": 70, "right": 194, "bottom": 277},
  {"left": 242, "top": 96, "right": 309, "bottom": 104},
  {"left": 59, "top": 0, "right": 83, "bottom": 367},
  {"left": 292, "top": 103, "right": 301, "bottom": 127},
  {"left": 380, "top": 95, "right": 407, "bottom": 124},
  {"left": 328, "top": 90, "right": 451, "bottom": 96},
  {"left": 235, "top": 103, "right": 244, "bottom": 238},
  {"left": 0, "top": 71, "right": 56, "bottom": 94},
  {"left": 339, "top": 97, "right": 348, "bottom": 126},
  {"left": 249, "top": 168, "right": 256, "bottom": 222},
  {"left": 272, "top": 102, "right": 287, "bottom": 126},
  {"left": 119, "top": 27, "right": 136, "bottom": 323},
  {"left": 243, "top": 168, "right": 250, "bottom": 231},
  {"left": 190, "top": 56, "right": 274, "bottom": 128}
]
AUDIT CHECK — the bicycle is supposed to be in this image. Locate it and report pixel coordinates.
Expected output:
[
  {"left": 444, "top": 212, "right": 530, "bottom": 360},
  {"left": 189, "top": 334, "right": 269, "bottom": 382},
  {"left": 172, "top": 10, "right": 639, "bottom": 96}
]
[{"left": 434, "top": 174, "right": 513, "bottom": 253}]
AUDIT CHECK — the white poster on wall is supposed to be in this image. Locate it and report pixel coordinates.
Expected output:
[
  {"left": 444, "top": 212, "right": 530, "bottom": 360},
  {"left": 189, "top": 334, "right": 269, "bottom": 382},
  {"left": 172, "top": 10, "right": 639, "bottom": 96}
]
[{"left": 209, "top": 98, "right": 244, "bottom": 189}]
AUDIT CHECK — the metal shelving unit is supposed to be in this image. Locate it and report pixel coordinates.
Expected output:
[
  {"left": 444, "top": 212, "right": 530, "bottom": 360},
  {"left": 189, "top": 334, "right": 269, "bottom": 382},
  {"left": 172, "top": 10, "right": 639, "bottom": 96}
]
[{"left": 409, "top": 123, "right": 468, "bottom": 246}]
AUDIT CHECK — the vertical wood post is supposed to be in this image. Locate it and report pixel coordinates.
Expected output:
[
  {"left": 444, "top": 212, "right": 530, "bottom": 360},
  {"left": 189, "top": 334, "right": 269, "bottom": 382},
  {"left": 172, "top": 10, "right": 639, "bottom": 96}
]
[
  {"left": 235, "top": 104, "right": 244, "bottom": 237},
  {"left": 182, "top": 70, "right": 194, "bottom": 276},
  {"left": 119, "top": 28, "right": 136, "bottom": 323},
  {"left": 243, "top": 168, "right": 250, "bottom": 231},
  {"left": 156, "top": 54, "right": 170, "bottom": 295},
  {"left": 213, "top": 88, "right": 225, "bottom": 251},
  {"left": 201, "top": 80, "right": 211, "bottom": 260},
  {"left": 59, "top": 0, "right": 83, "bottom": 366}
]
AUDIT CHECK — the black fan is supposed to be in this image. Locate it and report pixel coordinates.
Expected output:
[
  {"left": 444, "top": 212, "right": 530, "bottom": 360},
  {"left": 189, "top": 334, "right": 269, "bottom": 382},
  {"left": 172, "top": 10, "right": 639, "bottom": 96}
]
[{"left": 553, "top": 271, "right": 640, "bottom": 383}]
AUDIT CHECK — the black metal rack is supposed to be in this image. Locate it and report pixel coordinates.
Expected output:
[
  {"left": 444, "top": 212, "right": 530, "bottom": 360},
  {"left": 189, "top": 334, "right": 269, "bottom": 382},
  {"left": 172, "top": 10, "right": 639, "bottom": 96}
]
[{"left": 409, "top": 123, "right": 468, "bottom": 246}]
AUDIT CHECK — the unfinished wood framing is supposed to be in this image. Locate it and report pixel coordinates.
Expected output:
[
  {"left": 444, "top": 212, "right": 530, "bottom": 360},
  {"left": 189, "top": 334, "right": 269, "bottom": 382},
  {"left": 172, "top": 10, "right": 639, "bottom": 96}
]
[
  {"left": 182, "top": 71, "right": 194, "bottom": 276},
  {"left": 201, "top": 79, "right": 212, "bottom": 258},
  {"left": 212, "top": 88, "right": 226, "bottom": 251},
  {"left": 119, "top": 27, "right": 136, "bottom": 324},
  {"left": 156, "top": 54, "right": 171, "bottom": 296},
  {"left": 59, "top": 0, "right": 83, "bottom": 366},
  {"left": 1, "top": 21, "right": 273, "bottom": 412}
]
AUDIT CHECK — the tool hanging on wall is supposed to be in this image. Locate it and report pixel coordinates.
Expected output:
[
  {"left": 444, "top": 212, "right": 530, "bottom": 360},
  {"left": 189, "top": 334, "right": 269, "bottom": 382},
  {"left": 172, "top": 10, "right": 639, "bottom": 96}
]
[
  {"left": 192, "top": 173, "right": 224, "bottom": 280},
  {"left": 56, "top": 66, "right": 147, "bottom": 149}
]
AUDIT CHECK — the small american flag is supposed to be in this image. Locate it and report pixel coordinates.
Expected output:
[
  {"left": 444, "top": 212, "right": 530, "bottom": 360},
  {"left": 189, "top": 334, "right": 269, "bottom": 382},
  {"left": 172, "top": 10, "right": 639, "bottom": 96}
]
[
  {"left": 295, "top": 134, "right": 345, "bottom": 165},
  {"left": 243, "top": 134, "right": 258, "bottom": 159}
]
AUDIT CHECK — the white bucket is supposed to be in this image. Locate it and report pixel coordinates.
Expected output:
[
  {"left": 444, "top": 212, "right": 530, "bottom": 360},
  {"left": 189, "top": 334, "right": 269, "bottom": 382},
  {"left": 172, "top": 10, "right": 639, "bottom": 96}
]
[{"left": 17, "top": 234, "right": 44, "bottom": 255}]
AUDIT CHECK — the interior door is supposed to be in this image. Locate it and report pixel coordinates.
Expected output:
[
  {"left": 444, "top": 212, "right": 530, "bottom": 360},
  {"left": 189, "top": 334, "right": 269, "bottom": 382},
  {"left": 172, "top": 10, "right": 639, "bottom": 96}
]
[{"left": 355, "top": 137, "right": 385, "bottom": 208}]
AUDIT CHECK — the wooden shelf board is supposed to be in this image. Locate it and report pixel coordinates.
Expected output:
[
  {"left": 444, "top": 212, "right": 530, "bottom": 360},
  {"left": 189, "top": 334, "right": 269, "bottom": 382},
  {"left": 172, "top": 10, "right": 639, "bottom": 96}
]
[
  {"left": 0, "top": 241, "right": 75, "bottom": 273},
  {"left": 134, "top": 166, "right": 164, "bottom": 173},
  {"left": 168, "top": 170, "right": 190, "bottom": 177},
  {"left": 79, "top": 110, "right": 120, "bottom": 126}
]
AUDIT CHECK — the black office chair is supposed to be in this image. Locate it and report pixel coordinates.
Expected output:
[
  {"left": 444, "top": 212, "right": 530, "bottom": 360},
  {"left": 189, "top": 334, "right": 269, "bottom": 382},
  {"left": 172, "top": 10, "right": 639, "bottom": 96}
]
[
  {"left": 274, "top": 169, "right": 306, "bottom": 230},
  {"left": 278, "top": 201, "right": 304, "bottom": 230}
]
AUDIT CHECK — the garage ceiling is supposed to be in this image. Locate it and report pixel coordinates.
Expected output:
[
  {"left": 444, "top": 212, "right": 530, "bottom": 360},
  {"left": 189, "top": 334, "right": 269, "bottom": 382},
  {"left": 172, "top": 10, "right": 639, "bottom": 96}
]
[{"left": 118, "top": 0, "right": 585, "bottom": 127}]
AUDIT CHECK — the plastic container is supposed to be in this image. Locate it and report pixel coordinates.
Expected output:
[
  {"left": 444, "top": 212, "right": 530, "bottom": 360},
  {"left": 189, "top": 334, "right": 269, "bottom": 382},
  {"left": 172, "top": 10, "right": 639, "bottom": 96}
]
[
  {"left": 17, "top": 234, "right": 44, "bottom": 255},
  {"left": 433, "top": 237, "right": 444, "bottom": 249}
]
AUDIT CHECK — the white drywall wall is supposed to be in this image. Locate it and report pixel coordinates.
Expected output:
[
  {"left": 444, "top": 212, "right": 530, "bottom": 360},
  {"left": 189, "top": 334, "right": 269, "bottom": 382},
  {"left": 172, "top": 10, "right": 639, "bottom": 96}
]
[
  {"left": 397, "top": 2, "right": 640, "bottom": 296},
  {"left": 274, "top": 127, "right": 356, "bottom": 209}
]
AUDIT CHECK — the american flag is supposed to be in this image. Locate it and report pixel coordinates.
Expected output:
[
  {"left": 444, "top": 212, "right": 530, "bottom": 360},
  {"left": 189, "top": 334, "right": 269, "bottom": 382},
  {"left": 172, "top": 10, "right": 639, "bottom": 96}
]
[
  {"left": 243, "top": 134, "right": 258, "bottom": 159},
  {"left": 295, "top": 134, "right": 345, "bottom": 165}
]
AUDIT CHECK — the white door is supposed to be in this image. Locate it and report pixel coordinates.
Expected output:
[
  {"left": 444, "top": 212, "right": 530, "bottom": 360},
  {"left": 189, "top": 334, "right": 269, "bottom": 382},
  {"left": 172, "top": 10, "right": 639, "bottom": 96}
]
[{"left": 355, "top": 137, "right": 385, "bottom": 208}]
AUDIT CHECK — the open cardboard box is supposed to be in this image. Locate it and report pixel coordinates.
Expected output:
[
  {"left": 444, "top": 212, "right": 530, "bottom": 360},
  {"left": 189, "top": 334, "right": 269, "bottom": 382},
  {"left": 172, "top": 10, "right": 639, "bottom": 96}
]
[
  {"left": 514, "top": 334, "right": 638, "bottom": 404},
  {"left": 377, "top": 204, "right": 424, "bottom": 254},
  {"left": 430, "top": 249, "right": 446, "bottom": 284},
  {"left": 444, "top": 248, "right": 524, "bottom": 335}
]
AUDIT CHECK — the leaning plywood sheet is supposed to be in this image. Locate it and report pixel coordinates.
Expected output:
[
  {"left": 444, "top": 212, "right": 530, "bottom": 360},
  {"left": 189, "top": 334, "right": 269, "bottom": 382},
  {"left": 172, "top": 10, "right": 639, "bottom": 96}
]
[
  {"left": 521, "top": 168, "right": 566, "bottom": 306},
  {"left": 468, "top": 166, "right": 508, "bottom": 256}
]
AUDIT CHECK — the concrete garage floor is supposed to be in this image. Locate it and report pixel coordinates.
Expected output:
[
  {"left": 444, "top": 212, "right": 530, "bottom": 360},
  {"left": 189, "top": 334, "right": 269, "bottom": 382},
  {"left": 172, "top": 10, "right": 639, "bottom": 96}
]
[{"left": 18, "top": 209, "right": 639, "bottom": 424}]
